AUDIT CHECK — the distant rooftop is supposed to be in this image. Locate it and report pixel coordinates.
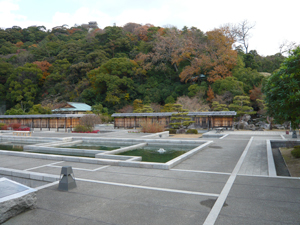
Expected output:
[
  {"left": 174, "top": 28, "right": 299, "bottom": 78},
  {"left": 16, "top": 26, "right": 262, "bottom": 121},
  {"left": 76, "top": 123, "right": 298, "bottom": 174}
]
[{"left": 52, "top": 102, "right": 91, "bottom": 113}]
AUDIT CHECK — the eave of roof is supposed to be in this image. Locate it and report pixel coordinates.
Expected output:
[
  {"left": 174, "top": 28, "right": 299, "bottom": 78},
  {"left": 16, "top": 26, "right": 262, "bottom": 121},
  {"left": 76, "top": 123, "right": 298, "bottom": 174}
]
[
  {"left": 111, "top": 111, "right": 237, "bottom": 117},
  {"left": 0, "top": 114, "right": 90, "bottom": 119}
]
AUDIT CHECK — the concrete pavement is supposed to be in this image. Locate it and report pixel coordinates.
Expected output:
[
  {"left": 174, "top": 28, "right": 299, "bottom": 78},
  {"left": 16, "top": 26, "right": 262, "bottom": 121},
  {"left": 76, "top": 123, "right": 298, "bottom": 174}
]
[{"left": 1, "top": 131, "right": 300, "bottom": 224}]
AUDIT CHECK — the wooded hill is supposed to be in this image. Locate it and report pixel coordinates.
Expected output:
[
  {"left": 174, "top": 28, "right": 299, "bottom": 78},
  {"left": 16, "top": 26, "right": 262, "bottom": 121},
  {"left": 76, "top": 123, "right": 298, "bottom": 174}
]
[{"left": 0, "top": 23, "right": 285, "bottom": 115}]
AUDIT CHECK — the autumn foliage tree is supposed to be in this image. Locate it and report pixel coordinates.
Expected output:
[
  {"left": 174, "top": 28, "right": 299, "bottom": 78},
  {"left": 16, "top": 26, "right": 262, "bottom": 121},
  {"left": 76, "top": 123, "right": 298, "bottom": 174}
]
[
  {"left": 206, "top": 86, "right": 215, "bottom": 102},
  {"left": 179, "top": 28, "right": 237, "bottom": 83},
  {"left": 33, "top": 61, "right": 52, "bottom": 83}
]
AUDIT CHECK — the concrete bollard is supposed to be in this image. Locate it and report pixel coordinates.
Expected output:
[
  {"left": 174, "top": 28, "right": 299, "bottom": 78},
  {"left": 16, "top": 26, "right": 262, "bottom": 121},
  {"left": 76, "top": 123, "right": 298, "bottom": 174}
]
[{"left": 58, "top": 166, "right": 77, "bottom": 191}]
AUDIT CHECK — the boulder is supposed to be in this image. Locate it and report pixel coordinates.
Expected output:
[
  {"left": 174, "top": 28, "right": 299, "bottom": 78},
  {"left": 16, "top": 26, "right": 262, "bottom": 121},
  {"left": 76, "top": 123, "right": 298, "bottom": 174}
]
[
  {"left": 248, "top": 124, "right": 256, "bottom": 130},
  {"left": 176, "top": 128, "right": 186, "bottom": 134},
  {"left": 0, "top": 178, "right": 37, "bottom": 224},
  {"left": 242, "top": 114, "right": 251, "bottom": 122}
]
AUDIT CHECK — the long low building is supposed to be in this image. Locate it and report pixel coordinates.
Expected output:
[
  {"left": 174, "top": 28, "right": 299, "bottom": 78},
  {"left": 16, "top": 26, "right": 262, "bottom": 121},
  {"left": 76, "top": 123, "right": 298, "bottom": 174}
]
[
  {"left": 0, "top": 114, "right": 87, "bottom": 131},
  {"left": 111, "top": 111, "right": 237, "bottom": 129}
]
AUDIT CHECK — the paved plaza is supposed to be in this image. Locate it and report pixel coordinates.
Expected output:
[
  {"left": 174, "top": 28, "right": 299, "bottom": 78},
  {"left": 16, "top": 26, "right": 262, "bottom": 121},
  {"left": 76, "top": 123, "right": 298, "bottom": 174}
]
[{"left": 1, "top": 130, "right": 300, "bottom": 224}]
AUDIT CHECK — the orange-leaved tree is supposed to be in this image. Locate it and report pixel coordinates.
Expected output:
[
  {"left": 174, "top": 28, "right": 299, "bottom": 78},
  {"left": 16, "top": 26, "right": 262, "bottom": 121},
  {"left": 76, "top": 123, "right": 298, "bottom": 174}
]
[
  {"left": 179, "top": 28, "right": 237, "bottom": 83},
  {"left": 33, "top": 61, "right": 52, "bottom": 83}
]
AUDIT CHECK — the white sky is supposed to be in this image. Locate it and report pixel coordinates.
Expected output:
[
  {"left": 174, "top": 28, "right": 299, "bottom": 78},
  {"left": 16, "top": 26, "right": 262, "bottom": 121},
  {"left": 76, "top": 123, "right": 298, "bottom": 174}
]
[{"left": 0, "top": 0, "right": 299, "bottom": 56}]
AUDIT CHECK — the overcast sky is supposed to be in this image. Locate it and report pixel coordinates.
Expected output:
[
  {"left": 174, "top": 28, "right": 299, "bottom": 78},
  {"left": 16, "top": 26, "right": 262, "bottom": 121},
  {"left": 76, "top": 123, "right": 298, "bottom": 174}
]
[{"left": 0, "top": 0, "right": 298, "bottom": 56}]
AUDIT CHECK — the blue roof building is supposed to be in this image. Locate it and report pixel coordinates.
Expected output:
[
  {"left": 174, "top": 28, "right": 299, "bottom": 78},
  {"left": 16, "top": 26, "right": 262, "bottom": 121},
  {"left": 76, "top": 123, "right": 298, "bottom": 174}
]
[{"left": 52, "top": 102, "right": 92, "bottom": 114}]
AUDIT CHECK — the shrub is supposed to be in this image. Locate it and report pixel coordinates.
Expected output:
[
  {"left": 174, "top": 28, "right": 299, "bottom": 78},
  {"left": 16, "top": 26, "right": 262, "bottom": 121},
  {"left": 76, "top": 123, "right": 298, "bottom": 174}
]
[
  {"left": 186, "top": 129, "right": 198, "bottom": 134},
  {"left": 74, "top": 124, "right": 92, "bottom": 133},
  {"left": 80, "top": 115, "right": 102, "bottom": 129},
  {"left": 9, "top": 123, "right": 21, "bottom": 130},
  {"left": 166, "top": 128, "right": 176, "bottom": 134},
  {"left": 15, "top": 127, "right": 30, "bottom": 131},
  {"left": 291, "top": 147, "right": 300, "bottom": 158},
  {"left": 72, "top": 129, "right": 100, "bottom": 133},
  {"left": 0, "top": 123, "right": 7, "bottom": 130},
  {"left": 140, "top": 121, "right": 164, "bottom": 133}
]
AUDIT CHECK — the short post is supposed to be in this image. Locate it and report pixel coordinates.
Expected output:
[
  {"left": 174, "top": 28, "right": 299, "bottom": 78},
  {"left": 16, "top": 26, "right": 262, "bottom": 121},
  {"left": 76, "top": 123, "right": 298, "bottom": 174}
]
[{"left": 58, "top": 166, "right": 77, "bottom": 191}]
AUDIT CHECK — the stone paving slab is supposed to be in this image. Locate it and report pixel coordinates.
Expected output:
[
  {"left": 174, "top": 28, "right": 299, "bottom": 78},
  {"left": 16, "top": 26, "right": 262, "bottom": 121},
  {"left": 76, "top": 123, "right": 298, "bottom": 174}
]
[
  {"left": 0, "top": 155, "right": 60, "bottom": 170},
  {"left": 216, "top": 175, "right": 300, "bottom": 225},
  {"left": 238, "top": 137, "right": 268, "bottom": 176},
  {"left": 4, "top": 180, "right": 212, "bottom": 225},
  {"left": 3, "top": 208, "right": 79, "bottom": 225},
  {"left": 52, "top": 161, "right": 108, "bottom": 170},
  {"left": 173, "top": 139, "right": 249, "bottom": 173},
  {"left": 139, "top": 175, "right": 225, "bottom": 194},
  {"left": 2, "top": 131, "right": 300, "bottom": 224}
]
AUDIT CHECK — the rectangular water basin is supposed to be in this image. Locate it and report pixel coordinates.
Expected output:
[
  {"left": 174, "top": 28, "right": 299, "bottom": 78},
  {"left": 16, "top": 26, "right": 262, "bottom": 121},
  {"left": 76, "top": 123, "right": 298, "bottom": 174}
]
[
  {"left": 58, "top": 142, "right": 129, "bottom": 151},
  {"left": 118, "top": 145, "right": 198, "bottom": 163}
]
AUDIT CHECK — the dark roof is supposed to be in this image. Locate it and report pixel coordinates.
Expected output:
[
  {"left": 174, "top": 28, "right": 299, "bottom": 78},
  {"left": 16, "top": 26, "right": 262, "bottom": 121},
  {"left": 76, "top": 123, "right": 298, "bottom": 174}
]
[
  {"left": 111, "top": 111, "right": 236, "bottom": 117},
  {"left": 0, "top": 114, "right": 89, "bottom": 119}
]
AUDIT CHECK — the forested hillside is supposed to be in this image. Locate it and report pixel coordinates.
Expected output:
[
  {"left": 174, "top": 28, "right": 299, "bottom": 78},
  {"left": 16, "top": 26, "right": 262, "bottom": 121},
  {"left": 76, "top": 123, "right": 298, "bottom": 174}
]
[{"left": 0, "top": 23, "right": 285, "bottom": 115}]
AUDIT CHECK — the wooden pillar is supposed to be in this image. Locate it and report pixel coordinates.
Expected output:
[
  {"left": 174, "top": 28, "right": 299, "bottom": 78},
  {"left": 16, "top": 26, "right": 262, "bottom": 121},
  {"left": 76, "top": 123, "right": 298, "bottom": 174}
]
[
  {"left": 134, "top": 117, "right": 136, "bottom": 129},
  {"left": 31, "top": 119, "right": 34, "bottom": 131},
  {"left": 56, "top": 118, "right": 58, "bottom": 131},
  {"left": 123, "top": 117, "right": 125, "bottom": 129},
  {"left": 70, "top": 117, "right": 72, "bottom": 131},
  {"left": 64, "top": 117, "right": 67, "bottom": 132},
  {"left": 40, "top": 118, "right": 42, "bottom": 131},
  {"left": 207, "top": 117, "right": 210, "bottom": 131}
]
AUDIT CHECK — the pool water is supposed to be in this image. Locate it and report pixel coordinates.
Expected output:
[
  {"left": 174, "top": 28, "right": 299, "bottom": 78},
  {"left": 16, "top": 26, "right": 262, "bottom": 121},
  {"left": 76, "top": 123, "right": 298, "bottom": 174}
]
[
  {"left": 61, "top": 144, "right": 121, "bottom": 151},
  {"left": 118, "top": 148, "right": 188, "bottom": 163}
]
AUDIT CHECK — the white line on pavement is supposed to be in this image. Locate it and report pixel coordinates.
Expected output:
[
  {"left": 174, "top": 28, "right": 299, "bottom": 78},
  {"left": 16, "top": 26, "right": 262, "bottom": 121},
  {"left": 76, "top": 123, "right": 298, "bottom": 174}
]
[
  {"left": 171, "top": 169, "right": 231, "bottom": 175},
  {"left": 25, "top": 161, "right": 65, "bottom": 171},
  {"left": 47, "top": 165, "right": 110, "bottom": 172},
  {"left": 219, "top": 134, "right": 229, "bottom": 139},
  {"left": 76, "top": 177, "right": 220, "bottom": 197},
  {"left": 35, "top": 181, "right": 59, "bottom": 190},
  {"left": 203, "top": 136, "right": 254, "bottom": 225}
]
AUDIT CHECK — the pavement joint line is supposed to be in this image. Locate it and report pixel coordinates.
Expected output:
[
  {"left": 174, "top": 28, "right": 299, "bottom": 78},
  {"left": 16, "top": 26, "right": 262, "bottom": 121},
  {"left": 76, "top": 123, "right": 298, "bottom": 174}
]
[
  {"left": 47, "top": 165, "right": 97, "bottom": 171},
  {"left": 203, "top": 136, "right": 254, "bottom": 225},
  {"left": 76, "top": 177, "right": 220, "bottom": 197},
  {"left": 35, "top": 181, "right": 59, "bottom": 190},
  {"left": 170, "top": 169, "right": 231, "bottom": 175},
  {"left": 219, "top": 134, "right": 229, "bottom": 139},
  {"left": 93, "top": 165, "right": 110, "bottom": 171},
  {"left": 238, "top": 173, "right": 269, "bottom": 178},
  {"left": 281, "top": 134, "right": 286, "bottom": 139},
  {"left": 24, "top": 161, "right": 65, "bottom": 171},
  {"left": 47, "top": 165, "right": 110, "bottom": 172}
]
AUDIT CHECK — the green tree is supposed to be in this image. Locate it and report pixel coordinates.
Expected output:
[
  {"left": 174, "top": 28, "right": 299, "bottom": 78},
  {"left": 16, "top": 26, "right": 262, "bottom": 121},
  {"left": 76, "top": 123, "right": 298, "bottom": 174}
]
[
  {"left": 263, "top": 47, "right": 300, "bottom": 136},
  {"left": 6, "top": 63, "right": 43, "bottom": 111},
  {"left": 28, "top": 104, "right": 52, "bottom": 114},
  {"left": 91, "top": 103, "right": 103, "bottom": 115},
  {"left": 5, "top": 104, "right": 26, "bottom": 115},
  {"left": 212, "top": 77, "right": 244, "bottom": 96},
  {"left": 88, "top": 58, "right": 136, "bottom": 109},
  {"left": 229, "top": 95, "right": 256, "bottom": 129},
  {"left": 211, "top": 101, "right": 229, "bottom": 111},
  {"left": 232, "top": 56, "right": 265, "bottom": 94},
  {"left": 169, "top": 104, "right": 194, "bottom": 129}
]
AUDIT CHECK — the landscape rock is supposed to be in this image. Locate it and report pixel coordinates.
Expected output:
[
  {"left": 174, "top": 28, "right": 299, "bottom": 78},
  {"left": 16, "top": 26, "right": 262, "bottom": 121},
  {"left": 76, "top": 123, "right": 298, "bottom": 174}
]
[
  {"left": 242, "top": 114, "right": 251, "bottom": 122},
  {"left": 176, "top": 128, "right": 186, "bottom": 134},
  {"left": 0, "top": 191, "right": 36, "bottom": 223}
]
